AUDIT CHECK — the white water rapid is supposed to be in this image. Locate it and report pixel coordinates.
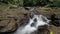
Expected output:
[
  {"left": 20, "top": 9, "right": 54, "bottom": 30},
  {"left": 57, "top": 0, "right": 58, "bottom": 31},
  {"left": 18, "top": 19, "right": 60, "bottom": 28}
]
[{"left": 14, "top": 15, "right": 50, "bottom": 34}]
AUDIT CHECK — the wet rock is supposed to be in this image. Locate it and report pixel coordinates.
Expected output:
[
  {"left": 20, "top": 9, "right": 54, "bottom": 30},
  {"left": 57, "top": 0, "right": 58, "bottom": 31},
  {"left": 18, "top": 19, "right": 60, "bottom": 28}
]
[
  {"left": 31, "top": 25, "right": 50, "bottom": 34},
  {"left": 0, "top": 19, "right": 9, "bottom": 27},
  {"left": 0, "top": 18, "right": 17, "bottom": 33}
]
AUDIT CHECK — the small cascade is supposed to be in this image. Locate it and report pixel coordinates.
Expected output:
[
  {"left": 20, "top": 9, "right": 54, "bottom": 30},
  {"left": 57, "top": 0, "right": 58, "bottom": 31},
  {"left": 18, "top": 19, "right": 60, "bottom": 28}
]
[{"left": 14, "top": 14, "right": 50, "bottom": 34}]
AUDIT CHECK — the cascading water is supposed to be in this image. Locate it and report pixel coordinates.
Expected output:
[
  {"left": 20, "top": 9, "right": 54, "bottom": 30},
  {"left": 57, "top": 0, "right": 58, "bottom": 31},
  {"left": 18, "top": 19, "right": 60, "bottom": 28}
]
[{"left": 14, "top": 14, "right": 50, "bottom": 34}]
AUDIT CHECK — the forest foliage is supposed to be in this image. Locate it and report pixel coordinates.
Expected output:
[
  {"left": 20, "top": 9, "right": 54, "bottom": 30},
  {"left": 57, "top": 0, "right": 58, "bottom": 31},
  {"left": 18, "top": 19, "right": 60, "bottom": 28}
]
[{"left": 0, "top": 0, "right": 60, "bottom": 7}]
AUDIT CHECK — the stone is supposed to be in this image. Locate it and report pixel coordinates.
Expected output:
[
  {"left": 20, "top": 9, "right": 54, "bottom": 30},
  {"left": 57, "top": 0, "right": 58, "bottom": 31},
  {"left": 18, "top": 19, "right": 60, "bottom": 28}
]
[{"left": 0, "top": 18, "right": 17, "bottom": 33}]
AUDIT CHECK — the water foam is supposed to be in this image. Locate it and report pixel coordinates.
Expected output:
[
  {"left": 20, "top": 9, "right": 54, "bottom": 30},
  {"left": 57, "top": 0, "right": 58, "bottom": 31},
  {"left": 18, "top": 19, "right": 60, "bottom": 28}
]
[{"left": 14, "top": 15, "right": 50, "bottom": 34}]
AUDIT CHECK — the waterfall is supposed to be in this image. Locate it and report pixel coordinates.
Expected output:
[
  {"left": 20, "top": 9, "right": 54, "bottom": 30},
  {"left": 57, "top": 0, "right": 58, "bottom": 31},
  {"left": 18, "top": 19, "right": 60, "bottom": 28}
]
[{"left": 13, "top": 14, "right": 50, "bottom": 34}]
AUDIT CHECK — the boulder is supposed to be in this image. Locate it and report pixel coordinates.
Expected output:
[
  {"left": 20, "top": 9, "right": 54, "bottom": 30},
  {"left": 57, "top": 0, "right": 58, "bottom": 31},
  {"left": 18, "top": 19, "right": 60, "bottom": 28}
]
[{"left": 0, "top": 18, "right": 17, "bottom": 33}]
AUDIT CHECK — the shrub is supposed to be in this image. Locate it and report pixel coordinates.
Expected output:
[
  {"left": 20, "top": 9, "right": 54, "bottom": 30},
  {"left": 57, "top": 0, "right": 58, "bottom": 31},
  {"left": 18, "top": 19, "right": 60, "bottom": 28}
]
[
  {"left": 0, "top": 0, "right": 23, "bottom": 6},
  {"left": 24, "top": 0, "right": 50, "bottom": 6}
]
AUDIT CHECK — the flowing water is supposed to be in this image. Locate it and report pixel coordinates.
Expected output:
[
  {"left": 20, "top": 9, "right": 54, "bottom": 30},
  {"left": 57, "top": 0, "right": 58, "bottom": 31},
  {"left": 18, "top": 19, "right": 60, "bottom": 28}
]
[{"left": 13, "top": 14, "right": 50, "bottom": 34}]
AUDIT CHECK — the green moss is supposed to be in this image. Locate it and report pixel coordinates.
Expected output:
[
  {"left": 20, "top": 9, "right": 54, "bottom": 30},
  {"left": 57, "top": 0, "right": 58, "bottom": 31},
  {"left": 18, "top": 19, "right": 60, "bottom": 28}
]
[{"left": 0, "top": 5, "right": 9, "bottom": 11}]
